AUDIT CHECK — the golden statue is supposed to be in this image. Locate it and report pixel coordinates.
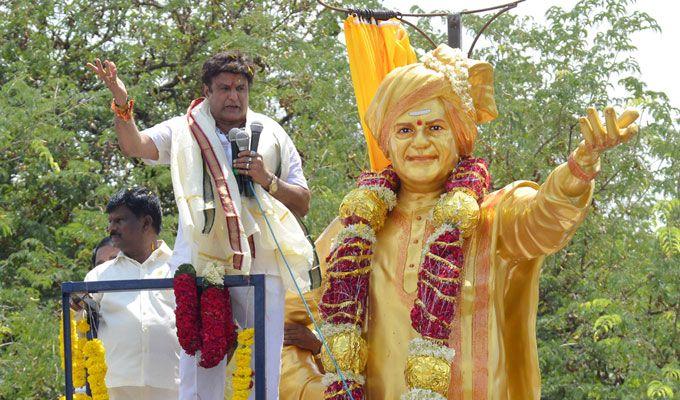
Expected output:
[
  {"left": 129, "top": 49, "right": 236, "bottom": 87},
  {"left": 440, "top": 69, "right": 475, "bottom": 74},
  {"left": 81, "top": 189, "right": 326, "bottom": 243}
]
[{"left": 280, "top": 44, "right": 638, "bottom": 400}]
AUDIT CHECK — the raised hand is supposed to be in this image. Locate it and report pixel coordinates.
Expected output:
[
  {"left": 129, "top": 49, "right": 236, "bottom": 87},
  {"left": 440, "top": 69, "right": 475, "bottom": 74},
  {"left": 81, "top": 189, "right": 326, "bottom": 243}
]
[
  {"left": 577, "top": 106, "right": 639, "bottom": 158},
  {"left": 86, "top": 58, "right": 128, "bottom": 105}
]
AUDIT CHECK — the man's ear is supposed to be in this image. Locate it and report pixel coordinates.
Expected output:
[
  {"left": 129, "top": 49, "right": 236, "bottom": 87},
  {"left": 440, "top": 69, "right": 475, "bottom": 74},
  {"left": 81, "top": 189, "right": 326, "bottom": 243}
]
[
  {"left": 202, "top": 83, "right": 210, "bottom": 98},
  {"left": 142, "top": 215, "right": 154, "bottom": 233}
]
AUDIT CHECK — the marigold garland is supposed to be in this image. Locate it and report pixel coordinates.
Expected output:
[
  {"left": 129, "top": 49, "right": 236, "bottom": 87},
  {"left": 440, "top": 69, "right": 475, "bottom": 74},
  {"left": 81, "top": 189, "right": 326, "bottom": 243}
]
[
  {"left": 83, "top": 338, "right": 109, "bottom": 400},
  {"left": 59, "top": 311, "right": 87, "bottom": 389},
  {"left": 319, "top": 157, "right": 490, "bottom": 399},
  {"left": 60, "top": 313, "right": 109, "bottom": 399},
  {"left": 231, "top": 328, "right": 255, "bottom": 400}
]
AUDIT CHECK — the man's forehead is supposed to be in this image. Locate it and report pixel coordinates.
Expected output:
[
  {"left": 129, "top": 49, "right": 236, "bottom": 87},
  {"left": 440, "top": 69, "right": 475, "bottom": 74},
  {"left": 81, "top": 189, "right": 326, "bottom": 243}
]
[
  {"left": 108, "top": 205, "right": 133, "bottom": 218},
  {"left": 213, "top": 72, "right": 247, "bottom": 86}
]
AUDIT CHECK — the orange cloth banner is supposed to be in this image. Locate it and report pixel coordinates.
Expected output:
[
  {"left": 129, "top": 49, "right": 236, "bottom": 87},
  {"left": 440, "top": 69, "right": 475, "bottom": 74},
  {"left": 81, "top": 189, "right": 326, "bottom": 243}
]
[{"left": 344, "top": 16, "right": 418, "bottom": 171}]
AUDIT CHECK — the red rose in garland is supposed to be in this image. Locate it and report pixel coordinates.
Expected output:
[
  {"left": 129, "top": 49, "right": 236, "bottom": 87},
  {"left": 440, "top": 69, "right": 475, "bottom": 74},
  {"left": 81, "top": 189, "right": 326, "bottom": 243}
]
[
  {"left": 173, "top": 264, "right": 201, "bottom": 355},
  {"left": 198, "top": 284, "right": 229, "bottom": 368}
]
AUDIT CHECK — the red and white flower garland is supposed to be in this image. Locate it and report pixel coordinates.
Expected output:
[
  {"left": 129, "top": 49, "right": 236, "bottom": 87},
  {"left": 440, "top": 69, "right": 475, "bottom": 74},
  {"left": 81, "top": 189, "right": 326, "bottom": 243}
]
[{"left": 173, "top": 263, "right": 238, "bottom": 369}]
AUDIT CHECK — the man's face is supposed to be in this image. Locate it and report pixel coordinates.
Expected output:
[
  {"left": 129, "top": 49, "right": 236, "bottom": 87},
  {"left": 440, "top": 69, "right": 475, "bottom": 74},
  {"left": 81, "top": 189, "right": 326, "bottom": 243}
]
[
  {"left": 387, "top": 98, "right": 459, "bottom": 190},
  {"left": 94, "top": 244, "right": 119, "bottom": 266},
  {"left": 204, "top": 72, "right": 249, "bottom": 126},
  {"left": 107, "top": 206, "right": 149, "bottom": 255}
]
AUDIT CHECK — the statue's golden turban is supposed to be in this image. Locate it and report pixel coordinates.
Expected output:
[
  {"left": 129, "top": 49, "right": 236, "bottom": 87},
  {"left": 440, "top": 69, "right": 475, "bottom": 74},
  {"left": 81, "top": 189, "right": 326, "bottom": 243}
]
[{"left": 365, "top": 44, "right": 498, "bottom": 156}]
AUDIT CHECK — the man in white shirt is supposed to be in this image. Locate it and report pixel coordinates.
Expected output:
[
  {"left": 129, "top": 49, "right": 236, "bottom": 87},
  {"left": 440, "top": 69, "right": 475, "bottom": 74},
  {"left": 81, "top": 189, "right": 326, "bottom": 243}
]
[
  {"left": 87, "top": 51, "right": 313, "bottom": 400},
  {"left": 85, "top": 187, "right": 180, "bottom": 400}
]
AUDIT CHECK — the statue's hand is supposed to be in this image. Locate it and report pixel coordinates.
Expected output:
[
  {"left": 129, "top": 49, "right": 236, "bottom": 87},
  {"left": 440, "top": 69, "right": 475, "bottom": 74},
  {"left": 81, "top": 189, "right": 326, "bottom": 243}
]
[{"left": 576, "top": 106, "right": 639, "bottom": 163}]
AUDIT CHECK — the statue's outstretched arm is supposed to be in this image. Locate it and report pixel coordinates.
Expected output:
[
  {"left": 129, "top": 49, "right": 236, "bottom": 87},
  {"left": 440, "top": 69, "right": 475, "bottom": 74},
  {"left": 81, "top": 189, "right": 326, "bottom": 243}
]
[{"left": 497, "top": 107, "right": 639, "bottom": 260}]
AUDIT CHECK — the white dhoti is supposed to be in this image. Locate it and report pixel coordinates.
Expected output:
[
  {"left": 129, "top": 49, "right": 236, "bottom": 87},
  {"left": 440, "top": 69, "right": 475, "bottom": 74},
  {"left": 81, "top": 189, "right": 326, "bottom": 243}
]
[{"left": 179, "top": 275, "right": 285, "bottom": 400}]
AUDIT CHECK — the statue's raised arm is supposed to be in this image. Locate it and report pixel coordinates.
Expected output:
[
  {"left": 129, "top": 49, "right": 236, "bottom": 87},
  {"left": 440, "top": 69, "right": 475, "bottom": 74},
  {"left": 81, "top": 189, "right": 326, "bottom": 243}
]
[{"left": 497, "top": 106, "right": 639, "bottom": 260}]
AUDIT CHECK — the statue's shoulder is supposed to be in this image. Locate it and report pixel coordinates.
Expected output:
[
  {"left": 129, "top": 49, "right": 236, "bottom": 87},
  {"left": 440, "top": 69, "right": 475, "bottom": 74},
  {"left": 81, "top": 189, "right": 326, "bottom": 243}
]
[{"left": 482, "top": 180, "right": 540, "bottom": 210}]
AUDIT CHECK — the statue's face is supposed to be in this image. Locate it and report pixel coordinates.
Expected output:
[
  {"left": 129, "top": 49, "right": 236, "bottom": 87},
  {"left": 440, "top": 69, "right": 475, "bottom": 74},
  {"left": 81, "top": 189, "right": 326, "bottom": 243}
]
[{"left": 387, "top": 98, "right": 459, "bottom": 191}]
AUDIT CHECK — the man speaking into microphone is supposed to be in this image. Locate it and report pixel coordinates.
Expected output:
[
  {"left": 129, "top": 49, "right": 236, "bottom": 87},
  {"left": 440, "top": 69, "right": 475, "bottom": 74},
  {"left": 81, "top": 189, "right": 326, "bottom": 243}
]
[{"left": 87, "top": 50, "right": 313, "bottom": 400}]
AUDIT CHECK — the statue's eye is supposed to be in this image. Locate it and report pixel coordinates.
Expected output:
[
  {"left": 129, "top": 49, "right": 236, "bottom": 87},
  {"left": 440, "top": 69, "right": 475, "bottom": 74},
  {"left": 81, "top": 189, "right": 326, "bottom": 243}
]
[
  {"left": 398, "top": 127, "right": 413, "bottom": 134},
  {"left": 429, "top": 124, "right": 444, "bottom": 131}
]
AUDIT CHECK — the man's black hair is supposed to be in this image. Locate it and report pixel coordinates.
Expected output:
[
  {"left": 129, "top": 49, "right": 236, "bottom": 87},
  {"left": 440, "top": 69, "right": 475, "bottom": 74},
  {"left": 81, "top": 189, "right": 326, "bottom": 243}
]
[
  {"left": 202, "top": 50, "right": 256, "bottom": 87},
  {"left": 91, "top": 236, "right": 115, "bottom": 267},
  {"left": 106, "top": 187, "right": 162, "bottom": 234}
]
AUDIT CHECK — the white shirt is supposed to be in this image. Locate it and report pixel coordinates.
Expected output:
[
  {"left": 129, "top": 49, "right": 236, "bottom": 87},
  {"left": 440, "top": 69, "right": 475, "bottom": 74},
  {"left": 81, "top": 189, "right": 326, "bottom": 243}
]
[
  {"left": 84, "top": 241, "right": 180, "bottom": 390},
  {"left": 141, "top": 109, "right": 308, "bottom": 269}
]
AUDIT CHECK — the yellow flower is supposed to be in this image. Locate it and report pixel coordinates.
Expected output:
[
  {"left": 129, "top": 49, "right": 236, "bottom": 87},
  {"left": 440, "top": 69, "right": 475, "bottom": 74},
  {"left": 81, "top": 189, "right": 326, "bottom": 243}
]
[
  {"left": 230, "top": 329, "right": 255, "bottom": 400},
  {"left": 76, "top": 319, "right": 90, "bottom": 334},
  {"left": 82, "top": 339, "right": 109, "bottom": 400}
]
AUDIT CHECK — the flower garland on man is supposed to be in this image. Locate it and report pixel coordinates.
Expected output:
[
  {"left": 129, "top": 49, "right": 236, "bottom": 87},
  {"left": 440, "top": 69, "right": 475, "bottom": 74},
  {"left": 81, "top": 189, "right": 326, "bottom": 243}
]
[
  {"left": 173, "top": 263, "right": 238, "bottom": 368},
  {"left": 316, "top": 44, "right": 640, "bottom": 399}
]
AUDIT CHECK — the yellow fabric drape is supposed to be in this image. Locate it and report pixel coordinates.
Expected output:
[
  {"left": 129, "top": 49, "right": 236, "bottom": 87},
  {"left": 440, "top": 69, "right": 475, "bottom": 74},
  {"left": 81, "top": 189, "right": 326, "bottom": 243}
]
[{"left": 344, "top": 16, "right": 418, "bottom": 171}]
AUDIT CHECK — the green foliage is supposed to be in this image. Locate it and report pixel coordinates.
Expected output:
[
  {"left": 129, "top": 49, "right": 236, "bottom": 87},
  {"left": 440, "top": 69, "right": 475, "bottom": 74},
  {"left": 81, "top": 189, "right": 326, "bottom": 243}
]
[
  {"left": 0, "top": 0, "right": 677, "bottom": 398},
  {"left": 647, "top": 380, "right": 673, "bottom": 399}
]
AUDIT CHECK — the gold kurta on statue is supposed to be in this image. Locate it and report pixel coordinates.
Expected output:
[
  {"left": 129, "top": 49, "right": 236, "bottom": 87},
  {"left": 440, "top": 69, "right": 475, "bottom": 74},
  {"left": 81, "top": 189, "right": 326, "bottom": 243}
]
[{"left": 279, "top": 163, "right": 593, "bottom": 399}]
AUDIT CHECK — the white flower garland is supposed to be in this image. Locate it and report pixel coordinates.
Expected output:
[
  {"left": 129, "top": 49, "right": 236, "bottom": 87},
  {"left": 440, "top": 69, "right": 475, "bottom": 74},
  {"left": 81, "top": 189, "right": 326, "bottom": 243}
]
[
  {"left": 421, "top": 48, "right": 474, "bottom": 114},
  {"left": 331, "top": 223, "right": 377, "bottom": 253},
  {"left": 201, "top": 262, "right": 225, "bottom": 286},
  {"left": 400, "top": 388, "right": 447, "bottom": 400},
  {"left": 363, "top": 184, "right": 398, "bottom": 211},
  {"left": 407, "top": 337, "right": 455, "bottom": 363},
  {"left": 320, "top": 322, "right": 360, "bottom": 340}
]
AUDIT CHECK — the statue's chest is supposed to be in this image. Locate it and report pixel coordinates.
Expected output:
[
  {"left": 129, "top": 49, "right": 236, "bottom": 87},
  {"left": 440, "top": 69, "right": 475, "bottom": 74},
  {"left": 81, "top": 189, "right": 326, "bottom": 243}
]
[{"left": 372, "top": 209, "right": 433, "bottom": 301}]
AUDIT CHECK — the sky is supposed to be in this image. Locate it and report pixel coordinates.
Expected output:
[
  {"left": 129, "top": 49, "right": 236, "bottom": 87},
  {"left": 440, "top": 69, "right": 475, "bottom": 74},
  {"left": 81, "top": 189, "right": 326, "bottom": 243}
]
[{"left": 381, "top": 0, "right": 680, "bottom": 109}]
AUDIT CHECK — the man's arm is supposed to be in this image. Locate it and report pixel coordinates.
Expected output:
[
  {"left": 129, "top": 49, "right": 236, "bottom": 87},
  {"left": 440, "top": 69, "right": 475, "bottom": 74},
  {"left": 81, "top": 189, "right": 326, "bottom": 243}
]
[
  {"left": 113, "top": 117, "right": 159, "bottom": 160},
  {"left": 86, "top": 59, "right": 159, "bottom": 160},
  {"left": 265, "top": 176, "right": 311, "bottom": 217},
  {"left": 233, "top": 149, "right": 311, "bottom": 217}
]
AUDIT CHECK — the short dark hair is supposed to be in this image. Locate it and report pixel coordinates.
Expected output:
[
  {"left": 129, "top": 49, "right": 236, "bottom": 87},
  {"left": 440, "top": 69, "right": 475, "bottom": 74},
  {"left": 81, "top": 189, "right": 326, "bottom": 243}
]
[
  {"left": 106, "top": 187, "right": 162, "bottom": 234},
  {"left": 91, "top": 236, "right": 114, "bottom": 267},
  {"left": 202, "top": 50, "right": 256, "bottom": 87}
]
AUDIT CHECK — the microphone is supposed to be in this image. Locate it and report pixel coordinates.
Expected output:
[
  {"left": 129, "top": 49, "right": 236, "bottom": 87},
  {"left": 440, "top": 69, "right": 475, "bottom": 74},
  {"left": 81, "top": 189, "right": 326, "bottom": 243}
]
[
  {"left": 247, "top": 122, "right": 265, "bottom": 197},
  {"left": 250, "top": 121, "right": 263, "bottom": 153},
  {"left": 245, "top": 122, "right": 265, "bottom": 197},
  {"left": 228, "top": 127, "right": 251, "bottom": 196}
]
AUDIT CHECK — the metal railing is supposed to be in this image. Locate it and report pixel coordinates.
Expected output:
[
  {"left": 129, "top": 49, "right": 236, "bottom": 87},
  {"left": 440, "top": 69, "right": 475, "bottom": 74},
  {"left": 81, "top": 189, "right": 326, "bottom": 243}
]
[{"left": 61, "top": 274, "right": 267, "bottom": 400}]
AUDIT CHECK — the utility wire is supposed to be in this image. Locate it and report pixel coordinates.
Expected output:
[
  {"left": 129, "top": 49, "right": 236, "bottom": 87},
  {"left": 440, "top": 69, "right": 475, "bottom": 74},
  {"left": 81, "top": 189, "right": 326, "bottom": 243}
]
[{"left": 316, "top": 0, "right": 525, "bottom": 55}]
